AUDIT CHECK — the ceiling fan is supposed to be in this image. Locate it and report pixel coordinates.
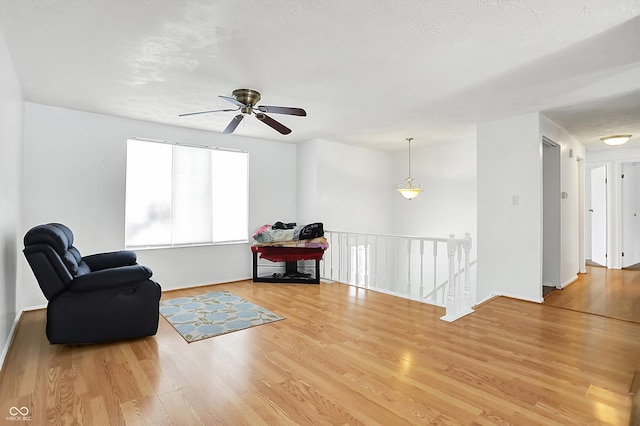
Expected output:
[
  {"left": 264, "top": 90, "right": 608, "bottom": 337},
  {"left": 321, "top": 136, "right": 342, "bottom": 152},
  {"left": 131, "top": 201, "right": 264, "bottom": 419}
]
[{"left": 179, "top": 89, "right": 306, "bottom": 135}]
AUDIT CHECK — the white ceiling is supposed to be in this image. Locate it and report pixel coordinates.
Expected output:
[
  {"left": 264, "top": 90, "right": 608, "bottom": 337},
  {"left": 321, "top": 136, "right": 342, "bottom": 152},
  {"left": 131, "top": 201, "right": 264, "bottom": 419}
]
[{"left": 1, "top": 0, "right": 639, "bottom": 152}]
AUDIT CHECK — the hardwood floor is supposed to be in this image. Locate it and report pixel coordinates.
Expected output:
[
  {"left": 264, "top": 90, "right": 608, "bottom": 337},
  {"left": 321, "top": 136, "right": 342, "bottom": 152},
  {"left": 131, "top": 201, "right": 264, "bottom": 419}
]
[
  {"left": 543, "top": 265, "right": 640, "bottom": 323},
  {"left": 1, "top": 279, "right": 639, "bottom": 425}
]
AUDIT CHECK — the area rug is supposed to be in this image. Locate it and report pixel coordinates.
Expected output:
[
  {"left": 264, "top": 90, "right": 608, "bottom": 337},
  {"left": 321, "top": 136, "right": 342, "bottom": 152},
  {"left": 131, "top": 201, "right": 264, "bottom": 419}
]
[{"left": 159, "top": 290, "right": 284, "bottom": 342}]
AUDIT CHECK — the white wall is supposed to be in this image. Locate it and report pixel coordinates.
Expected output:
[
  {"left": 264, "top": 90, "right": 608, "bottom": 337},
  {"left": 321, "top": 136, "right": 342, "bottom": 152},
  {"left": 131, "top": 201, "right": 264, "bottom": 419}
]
[
  {"left": 540, "top": 115, "right": 586, "bottom": 287},
  {"left": 391, "top": 140, "right": 477, "bottom": 242},
  {"left": 477, "top": 112, "right": 587, "bottom": 303},
  {"left": 15, "top": 102, "right": 590, "bottom": 313},
  {"left": 296, "top": 139, "right": 318, "bottom": 225},
  {"left": 312, "top": 139, "right": 394, "bottom": 234},
  {"left": 298, "top": 137, "right": 477, "bottom": 254},
  {"left": 20, "top": 103, "right": 297, "bottom": 308},
  {"left": 587, "top": 147, "right": 640, "bottom": 162},
  {"left": 0, "top": 25, "right": 23, "bottom": 361},
  {"left": 477, "top": 113, "right": 543, "bottom": 303}
]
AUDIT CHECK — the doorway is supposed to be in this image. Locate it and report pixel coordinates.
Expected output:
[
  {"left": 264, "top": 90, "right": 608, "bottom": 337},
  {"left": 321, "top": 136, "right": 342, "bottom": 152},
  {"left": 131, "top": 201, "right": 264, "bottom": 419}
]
[
  {"left": 622, "top": 162, "right": 640, "bottom": 269},
  {"left": 577, "top": 157, "right": 586, "bottom": 274},
  {"left": 588, "top": 165, "right": 607, "bottom": 267},
  {"left": 542, "top": 139, "right": 561, "bottom": 290}
]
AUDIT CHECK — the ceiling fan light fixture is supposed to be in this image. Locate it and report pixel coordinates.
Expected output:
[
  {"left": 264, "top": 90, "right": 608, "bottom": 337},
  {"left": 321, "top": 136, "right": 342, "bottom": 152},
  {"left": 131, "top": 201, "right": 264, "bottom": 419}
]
[
  {"left": 396, "top": 137, "right": 423, "bottom": 200},
  {"left": 600, "top": 134, "right": 632, "bottom": 146}
]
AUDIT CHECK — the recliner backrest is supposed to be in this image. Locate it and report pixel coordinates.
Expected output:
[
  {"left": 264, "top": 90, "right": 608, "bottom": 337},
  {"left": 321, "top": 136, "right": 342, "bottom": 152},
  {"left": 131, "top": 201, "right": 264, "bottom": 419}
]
[{"left": 23, "top": 223, "right": 91, "bottom": 300}]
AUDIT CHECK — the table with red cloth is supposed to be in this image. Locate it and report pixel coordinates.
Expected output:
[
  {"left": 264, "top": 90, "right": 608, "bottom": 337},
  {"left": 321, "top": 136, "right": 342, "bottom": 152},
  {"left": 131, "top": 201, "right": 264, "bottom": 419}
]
[{"left": 251, "top": 246, "right": 325, "bottom": 284}]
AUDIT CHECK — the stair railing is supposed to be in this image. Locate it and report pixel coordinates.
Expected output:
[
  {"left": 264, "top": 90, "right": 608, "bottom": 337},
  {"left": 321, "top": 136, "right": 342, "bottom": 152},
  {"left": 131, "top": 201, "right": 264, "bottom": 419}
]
[{"left": 320, "top": 231, "right": 475, "bottom": 321}]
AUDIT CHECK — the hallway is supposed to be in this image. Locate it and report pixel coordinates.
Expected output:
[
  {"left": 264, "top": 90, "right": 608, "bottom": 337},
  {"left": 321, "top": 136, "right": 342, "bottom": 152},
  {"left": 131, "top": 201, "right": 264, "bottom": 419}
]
[{"left": 543, "top": 265, "right": 640, "bottom": 323}]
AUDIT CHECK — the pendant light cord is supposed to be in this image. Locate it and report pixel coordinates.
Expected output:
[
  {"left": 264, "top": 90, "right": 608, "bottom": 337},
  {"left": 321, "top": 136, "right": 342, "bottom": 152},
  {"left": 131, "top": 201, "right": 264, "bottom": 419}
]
[{"left": 407, "top": 137, "right": 413, "bottom": 179}]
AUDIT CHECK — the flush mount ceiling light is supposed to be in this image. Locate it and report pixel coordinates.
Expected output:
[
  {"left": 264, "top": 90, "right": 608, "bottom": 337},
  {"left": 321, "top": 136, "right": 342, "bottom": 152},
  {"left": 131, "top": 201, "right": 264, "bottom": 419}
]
[
  {"left": 396, "top": 137, "right": 423, "bottom": 200},
  {"left": 600, "top": 134, "right": 632, "bottom": 146}
]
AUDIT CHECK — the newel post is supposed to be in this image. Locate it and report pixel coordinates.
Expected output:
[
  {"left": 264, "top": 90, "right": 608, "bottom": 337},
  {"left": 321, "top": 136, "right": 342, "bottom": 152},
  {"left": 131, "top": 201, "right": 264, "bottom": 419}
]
[
  {"left": 443, "top": 234, "right": 457, "bottom": 319},
  {"left": 441, "top": 233, "right": 475, "bottom": 322},
  {"left": 463, "top": 233, "right": 474, "bottom": 313}
]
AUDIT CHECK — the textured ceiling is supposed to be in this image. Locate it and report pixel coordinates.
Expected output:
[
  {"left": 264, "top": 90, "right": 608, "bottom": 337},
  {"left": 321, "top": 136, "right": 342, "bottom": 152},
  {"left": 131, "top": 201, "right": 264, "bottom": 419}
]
[{"left": 1, "top": 0, "right": 639, "bottom": 151}]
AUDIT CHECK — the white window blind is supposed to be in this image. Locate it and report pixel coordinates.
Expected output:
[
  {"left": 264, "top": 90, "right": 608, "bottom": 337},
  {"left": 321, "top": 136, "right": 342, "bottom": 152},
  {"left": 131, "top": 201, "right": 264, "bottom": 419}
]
[{"left": 125, "top": 139, "right": 248, "bottom": 248}]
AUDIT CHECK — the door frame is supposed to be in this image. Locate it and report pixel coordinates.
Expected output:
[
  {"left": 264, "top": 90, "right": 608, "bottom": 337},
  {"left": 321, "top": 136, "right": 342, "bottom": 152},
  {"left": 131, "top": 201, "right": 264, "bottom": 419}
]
[
  {"left": 619, "top": 159, "right": 640, "bottom": 269},
  {"left": 584, "top": 156, "right": 640, "bottom": 270},
  {"left": 577, "top": 156, "right": 586, "bottom": 273},
  {"left": 542, "top": 137, "right": 561, "bottom": 288},
  {"left": 589, "top": 164, "right": 608, "bottom": 267}
]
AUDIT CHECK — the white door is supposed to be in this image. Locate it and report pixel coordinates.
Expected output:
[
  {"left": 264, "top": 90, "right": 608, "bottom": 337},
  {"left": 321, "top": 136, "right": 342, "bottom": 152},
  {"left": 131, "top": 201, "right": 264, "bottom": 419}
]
[
  {"left": 590, "top": 166, "right": 607, "bottom": 267},
  {"left": 622, "top": 163, "right": 640, "bottom": 268}
]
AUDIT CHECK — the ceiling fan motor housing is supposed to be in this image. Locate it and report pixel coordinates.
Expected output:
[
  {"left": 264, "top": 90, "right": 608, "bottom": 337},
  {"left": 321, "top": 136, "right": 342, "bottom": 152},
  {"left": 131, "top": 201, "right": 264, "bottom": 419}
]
[{"left": 233, "top": 89, "right": 261, "bottom": 113}]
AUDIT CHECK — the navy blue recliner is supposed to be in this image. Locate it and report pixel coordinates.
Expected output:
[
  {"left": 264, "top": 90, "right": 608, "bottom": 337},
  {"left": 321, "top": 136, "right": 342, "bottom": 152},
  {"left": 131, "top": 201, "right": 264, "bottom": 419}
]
[{"left": 23, "top": 223, "right": 161, "bottom": 344}]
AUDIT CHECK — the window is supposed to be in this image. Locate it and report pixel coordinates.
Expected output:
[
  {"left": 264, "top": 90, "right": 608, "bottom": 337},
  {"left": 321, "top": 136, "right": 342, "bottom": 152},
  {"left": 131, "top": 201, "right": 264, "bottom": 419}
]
[{"left": 125, "top": 138, "right": 248, "bottom": 248}]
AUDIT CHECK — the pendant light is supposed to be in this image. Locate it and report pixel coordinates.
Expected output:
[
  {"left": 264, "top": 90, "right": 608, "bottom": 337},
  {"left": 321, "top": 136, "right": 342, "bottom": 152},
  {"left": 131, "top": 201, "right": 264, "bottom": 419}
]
[{"left": 396, "top": 137, "right": 423, "bottom": 200}]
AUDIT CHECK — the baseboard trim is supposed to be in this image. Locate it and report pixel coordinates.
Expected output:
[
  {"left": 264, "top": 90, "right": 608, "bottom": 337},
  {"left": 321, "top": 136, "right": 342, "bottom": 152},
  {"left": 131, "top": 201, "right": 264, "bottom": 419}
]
[
  {"left": 0, "top": 309, "right": 23, "bottom": 376},
  {"left": 474, "top": 294, "right": 500, "bottom": 308},
  {"left": 160, "top": 278, "right": 252, "bottom": 295},
  {"left": 489, "top": 291, "right": 544, "bottom": 304},
  {"left": 23, "top": 303, "right": 47, "bottom": 311},
  {"left": 561, "top": 275, "right": 579, "bottom": 289},
  {"left": 473, "top": 291, "right": 544, "bottom": 309}
]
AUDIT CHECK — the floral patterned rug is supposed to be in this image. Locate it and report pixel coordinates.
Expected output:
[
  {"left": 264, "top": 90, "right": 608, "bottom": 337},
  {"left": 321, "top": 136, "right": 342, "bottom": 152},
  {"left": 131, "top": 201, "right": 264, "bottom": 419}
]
[{"left": 159, "top": 290, "right": 284, "bottom": 342}]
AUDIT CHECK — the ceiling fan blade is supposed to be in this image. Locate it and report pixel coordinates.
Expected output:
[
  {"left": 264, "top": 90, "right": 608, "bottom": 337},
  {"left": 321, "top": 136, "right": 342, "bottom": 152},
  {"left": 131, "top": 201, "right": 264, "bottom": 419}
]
[
  {"left": 178, "top": 108, "right": 238, "bottom": 117},
  {"left": 223, "top": 114, "right": 244, "bottom": 134},
  {"left": 219, "top": 95, "right": 246, "bottom": 108},
  {"left": 257, "top": 105, "right": 306, "bottom": 116},
  {"left": 255, "top": 113, "right": 292, "bottom": 135}
]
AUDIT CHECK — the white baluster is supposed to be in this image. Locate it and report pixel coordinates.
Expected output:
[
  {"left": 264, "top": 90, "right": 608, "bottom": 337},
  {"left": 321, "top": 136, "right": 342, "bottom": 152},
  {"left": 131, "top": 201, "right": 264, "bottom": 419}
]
[
  {"left": 432, "top": 241, "right": 438, "bottom": 303},
  {"left": 441, "top": 233, "right": 475, "bottom": 322},
  {"left": 355, "top": 235, "right": 360, "bottom": 287},
  {"left": 364, "top": 235, "right": 369, "bottom": 289},
  {"left": 327, "top": 232, "right": 338, "bottom": 281},
  {"left": 347, "top": 234, "right": 352, "bottom": 285},
  {"left": 374, "top": 236, "right": 378, "bottom": 290},
  {"left": 407, "top": 238, "right": 412, "bottom": 297},
  {"left": 441, "top": 234, "right": 458, "bottom": 322},
  {"left": 325, "top": 232, "right": 329, "bottom": 279},
  {"left": 384, "top": 236, "right": 389, "bottom": 293},
  {"left": 394, "top": 237, "right": 399, "bottom": 293},
  {"left": 331, "top": 232, "right": 335, "bottom": 280},
  {"left": 456, "top": 241, "right": 463, "bottom": 312},
  {"left": 338, "top": 233, "right": 343, "bottom": 283},
  {"left": 419, "top": 239, "right": 424, "bottom": 300}
]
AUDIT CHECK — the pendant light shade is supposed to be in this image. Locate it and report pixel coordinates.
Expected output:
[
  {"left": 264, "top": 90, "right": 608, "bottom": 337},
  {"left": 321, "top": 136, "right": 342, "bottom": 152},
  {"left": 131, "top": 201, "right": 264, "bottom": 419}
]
[{"left": 396, "top": 137, "right": 423, "bottom": 200}]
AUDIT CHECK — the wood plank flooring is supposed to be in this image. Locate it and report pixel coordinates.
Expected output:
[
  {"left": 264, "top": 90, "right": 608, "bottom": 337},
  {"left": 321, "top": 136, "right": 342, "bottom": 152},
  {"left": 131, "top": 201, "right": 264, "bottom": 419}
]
[
  {"left": 1, "top": 280, "right": 639, "bottom": 425},
  {"left": 543, "top": 266, "right": 640, "bottom": 323}
]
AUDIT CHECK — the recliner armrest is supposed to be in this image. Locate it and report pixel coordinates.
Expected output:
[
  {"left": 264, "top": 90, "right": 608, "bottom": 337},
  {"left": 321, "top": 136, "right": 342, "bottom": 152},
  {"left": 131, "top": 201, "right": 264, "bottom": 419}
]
[
  {"left": 69, "top": 265, "right": 153, "bottom": 292},
  {"left": 82, "top": 250, "right": 138, "bottom": 271}
]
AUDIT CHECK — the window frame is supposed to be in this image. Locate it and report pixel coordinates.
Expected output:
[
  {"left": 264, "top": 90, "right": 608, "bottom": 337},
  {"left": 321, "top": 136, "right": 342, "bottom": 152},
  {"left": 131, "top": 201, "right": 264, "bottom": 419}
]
[{"left": 124, "top": 137, "right": 249, "bottom": 250}]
